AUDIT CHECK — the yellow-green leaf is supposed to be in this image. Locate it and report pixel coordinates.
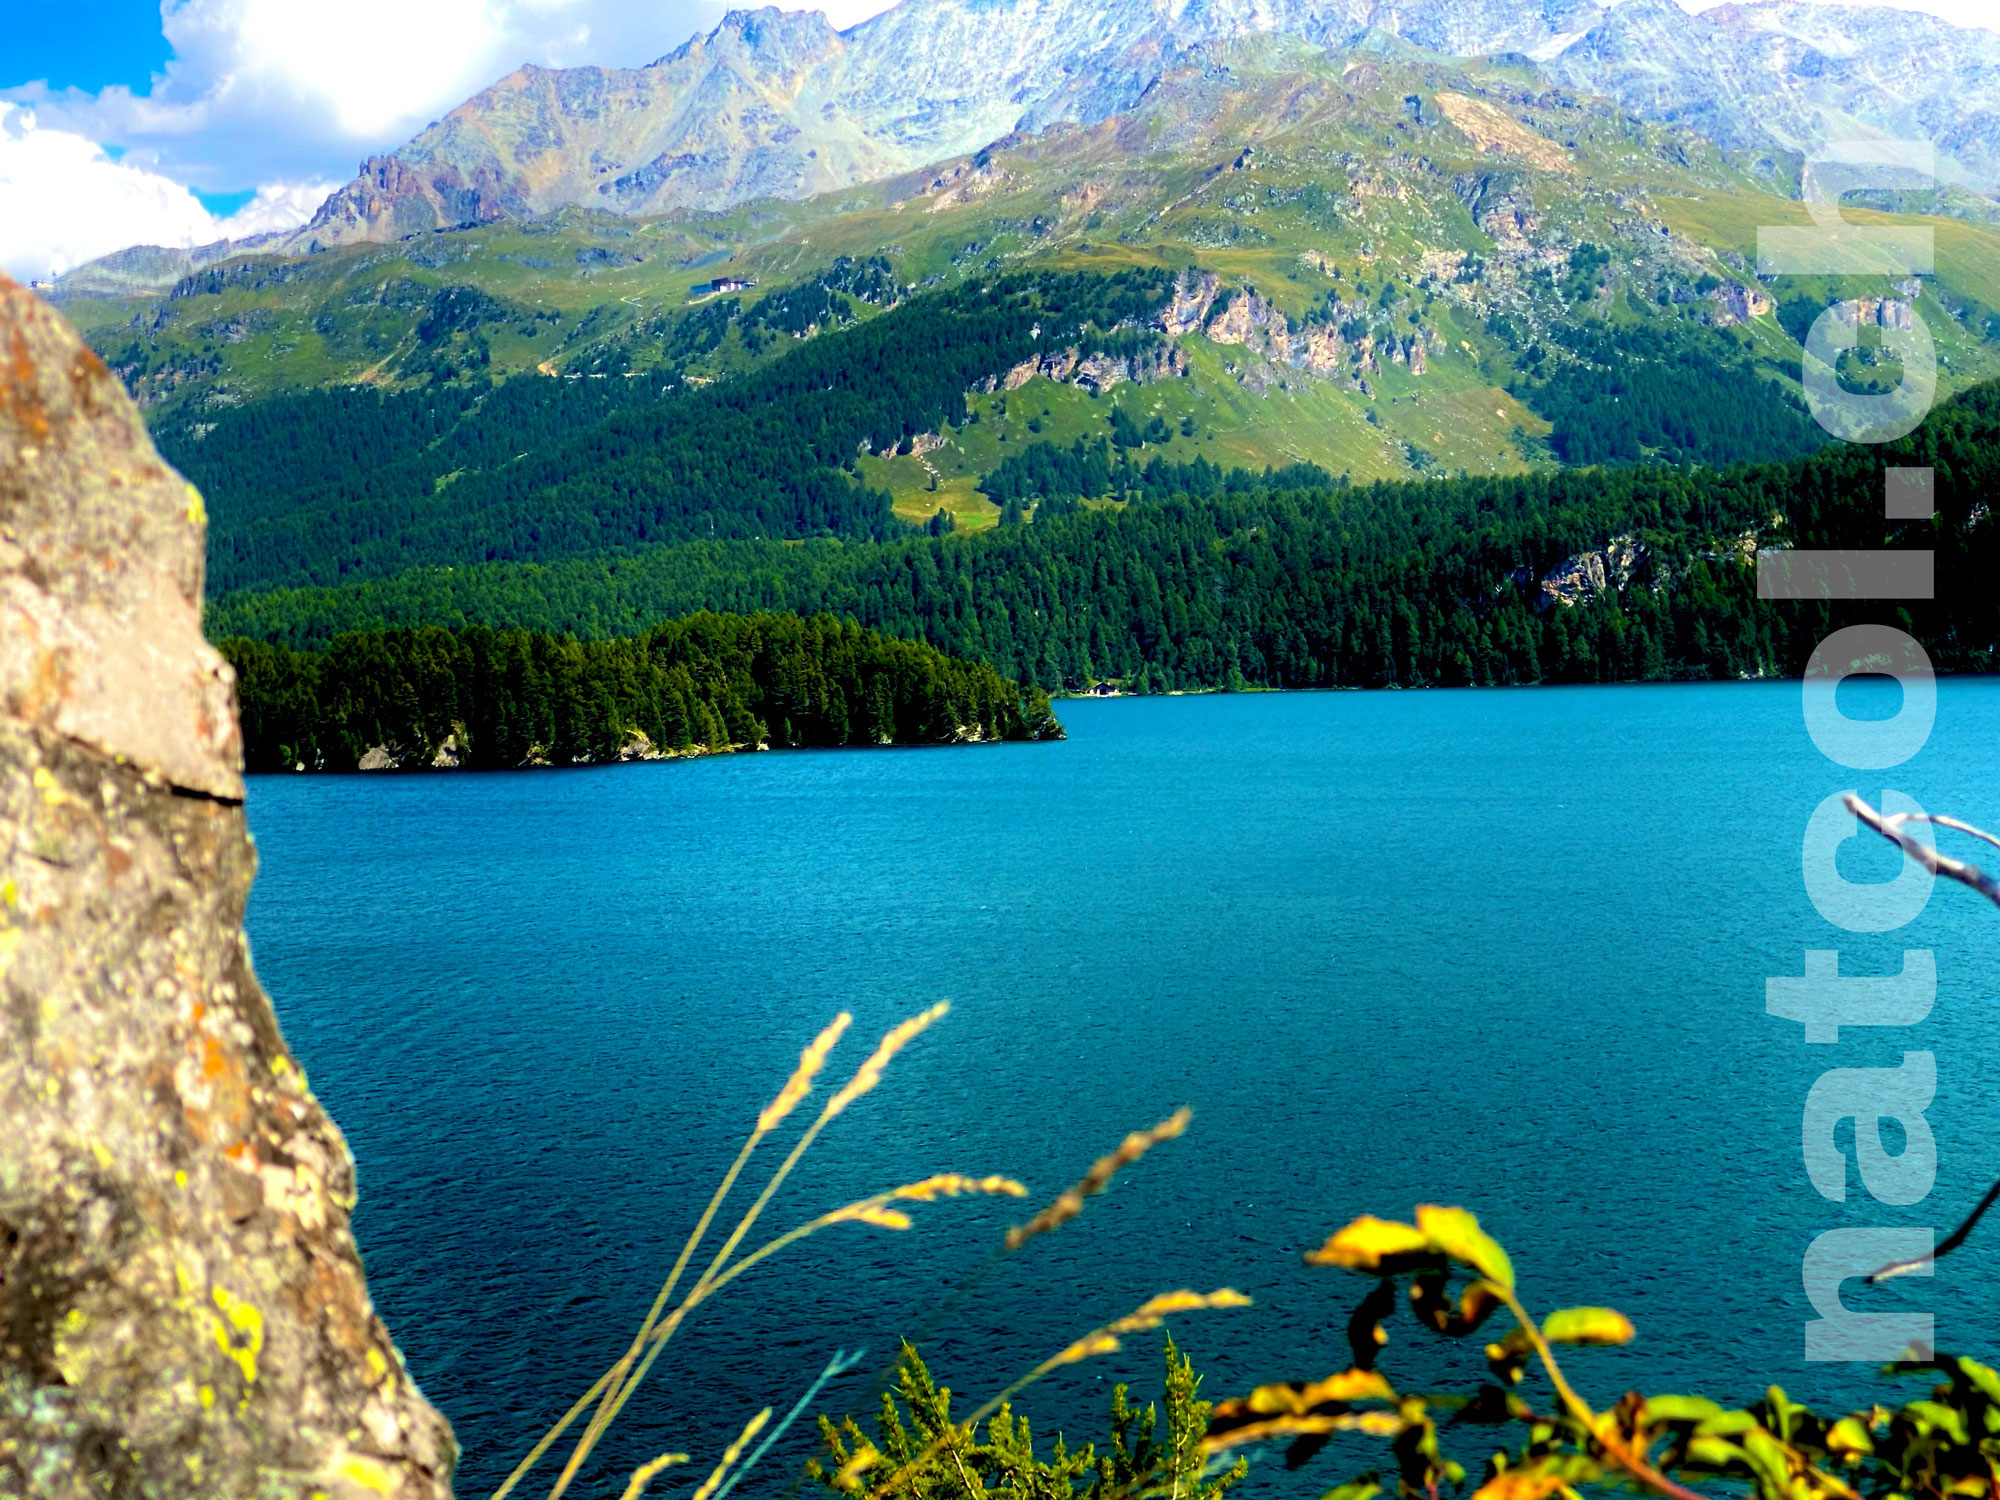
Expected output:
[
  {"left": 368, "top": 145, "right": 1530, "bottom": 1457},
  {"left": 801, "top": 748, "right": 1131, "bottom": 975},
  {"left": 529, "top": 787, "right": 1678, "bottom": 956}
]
[
  {"left": 1472, "top": 1455, "right": 1598, "bottom": 1500},
  {"left": 1907, "top": 1401, "right": 1971, "bottom": 1444},
  {"left": 1307, "top": 1215, "right": 1433, "bottom": 1271},
  {"left": 1639, "top": 1395, "right": 1727, "bottom": 1427},
  {"left": 1685, "top": 1436, "right": 1748, "bottom": 1469},
  {"left": 1692, "top": 1410, "right": 1759, "bottom": 1439},
  {"left": 1826, "top": 1416, "right": 1875, "bottom": 1457},
  {"left": 1958, "top": 1357, "right": 2000, "bottom": 1406},
  {"left": 1416, "top": 1205, "right": 1514, "bottom": 1291},
  {"left": 1540, "top": 1307, "right": 1635, "bottom": 1347}
]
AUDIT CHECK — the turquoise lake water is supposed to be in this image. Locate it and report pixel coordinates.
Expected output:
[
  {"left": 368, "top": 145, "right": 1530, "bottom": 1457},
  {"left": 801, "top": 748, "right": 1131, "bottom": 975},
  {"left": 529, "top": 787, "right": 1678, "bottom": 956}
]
[{"left": 243, "top": 682, "right": 2000, "bottom": 1497}]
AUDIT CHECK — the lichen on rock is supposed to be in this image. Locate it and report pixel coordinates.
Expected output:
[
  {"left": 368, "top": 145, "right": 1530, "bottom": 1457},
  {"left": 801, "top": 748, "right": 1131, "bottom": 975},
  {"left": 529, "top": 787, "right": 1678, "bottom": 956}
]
[{"left": 0, "top": 273, "right": 455, "bottom": 1498}]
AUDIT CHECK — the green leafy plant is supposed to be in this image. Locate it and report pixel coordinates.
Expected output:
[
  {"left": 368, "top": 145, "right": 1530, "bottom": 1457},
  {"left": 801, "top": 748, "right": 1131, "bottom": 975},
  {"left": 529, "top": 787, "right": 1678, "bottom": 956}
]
[
  {"left": 1195, "top": 1199, "right": 2000, "bottom": 1500},
  {"left": 807, "top": 1337, "right": 1246, "bottom": 1500}
]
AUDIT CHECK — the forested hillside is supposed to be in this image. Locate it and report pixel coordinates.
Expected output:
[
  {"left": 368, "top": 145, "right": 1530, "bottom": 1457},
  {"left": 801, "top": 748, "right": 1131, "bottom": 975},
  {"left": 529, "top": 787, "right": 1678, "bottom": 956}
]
[
  {"left": 209, "top": 381, "right": 2000, "bottom": 694},
  {"left": 75, "top": 41, "right": 2000, "bottom": 715},
  {"left": 87, "top": 40, "right": 2000, "bottom": 549},
  {"left": 220, "top": 612, "right": 1063, "bottom": 773},
  {"left": 163, "top": 269, "right": 1177, "bottom": 593}
]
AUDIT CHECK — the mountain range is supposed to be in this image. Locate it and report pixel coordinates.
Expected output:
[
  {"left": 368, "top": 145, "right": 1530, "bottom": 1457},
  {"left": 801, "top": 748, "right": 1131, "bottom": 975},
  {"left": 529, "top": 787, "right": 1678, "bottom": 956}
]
[
  {"left": 46, "top": 0, "right": 2000, "bottom": 295},
  {"left": 34, "top": 0, "right": 2000, "bottom": 701}
]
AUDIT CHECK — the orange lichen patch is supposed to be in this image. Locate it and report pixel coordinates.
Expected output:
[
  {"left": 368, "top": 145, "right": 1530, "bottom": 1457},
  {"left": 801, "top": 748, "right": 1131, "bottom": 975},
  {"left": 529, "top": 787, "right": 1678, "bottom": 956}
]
[
  {"left": 13, "top": 650, "right": 71, "bottom": 725},
  {"left": 67, "top": 343, "right": 113, "bottom": 408},
  {"left": 202, "top": 1037, "right": 228, "bottom": 1080},
  {"left": 6, "top": 326, "right": 53, "bottom": 443}
]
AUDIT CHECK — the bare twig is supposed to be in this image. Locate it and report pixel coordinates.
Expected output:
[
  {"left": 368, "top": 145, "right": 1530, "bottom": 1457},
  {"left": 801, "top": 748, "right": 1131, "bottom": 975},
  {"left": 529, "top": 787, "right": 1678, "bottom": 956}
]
[
  {"left": 1871, "top": 1175, "right": 2000, "bottom": 1282},
  {"left": 1843, "top": 795, "right": 2000, "bottom": 908},
  {"left": 1845, "top": 796, "right": 2000, "bottom": 1282}
]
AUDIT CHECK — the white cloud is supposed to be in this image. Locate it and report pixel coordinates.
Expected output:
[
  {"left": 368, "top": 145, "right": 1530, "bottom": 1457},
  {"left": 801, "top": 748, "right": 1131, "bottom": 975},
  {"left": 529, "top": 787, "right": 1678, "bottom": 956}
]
[
  {"left": 1677, "top": 0, "right": 1998, "bottom": 32},
  {"left": 0, "top": 105, "right": 327, "bottom": 281},
  {"left": 2, "top": 0, "right": 890, "bottom": 281},
  {"left": 214, "top": 179, "right": 342, "bottom": 238},
  {"left": 11, "top": 0, "right": 748, "bottom": 187}
]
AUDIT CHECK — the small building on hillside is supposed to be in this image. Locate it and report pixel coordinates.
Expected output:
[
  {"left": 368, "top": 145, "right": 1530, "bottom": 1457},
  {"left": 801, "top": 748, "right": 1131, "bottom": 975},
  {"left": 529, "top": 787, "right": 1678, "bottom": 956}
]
[{"left": 690, "top": 275, "right": 756, "bottom": 299}]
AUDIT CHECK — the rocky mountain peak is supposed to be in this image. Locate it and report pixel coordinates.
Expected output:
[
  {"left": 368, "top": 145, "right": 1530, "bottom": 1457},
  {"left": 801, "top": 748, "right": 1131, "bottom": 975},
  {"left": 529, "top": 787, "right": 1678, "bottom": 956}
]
[
  {"left": 669, "top": 7, "right": 847, "bottom": 70},
  {"left": 60, "top": 0, "right": 2000, "bottom": 278}
]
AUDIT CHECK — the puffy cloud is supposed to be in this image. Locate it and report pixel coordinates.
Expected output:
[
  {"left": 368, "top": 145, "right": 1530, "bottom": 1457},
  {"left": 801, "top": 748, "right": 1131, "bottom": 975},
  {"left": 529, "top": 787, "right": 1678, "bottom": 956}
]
[
  {"left": 1677, "top": 0, "right": 1996, "bottom": 29},
  {"left": 7, "top": 0, "right": 884, "bottom": 188},
  {"left": 0, "top": 0, "right": 908, "bottom": 280},
  {"left": 0, "top": 104, "right": 328, "bottom": 280}
]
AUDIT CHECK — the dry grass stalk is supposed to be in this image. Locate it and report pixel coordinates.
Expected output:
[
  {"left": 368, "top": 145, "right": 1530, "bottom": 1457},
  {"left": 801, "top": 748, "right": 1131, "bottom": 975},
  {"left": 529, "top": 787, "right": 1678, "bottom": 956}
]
[
  {"left": 690, "top": 1408, "right": 772, "bottom": 1500},
  {"left": 513, "top": 1013, "right": 857, "bottom": 1500},
  {"left": 712, "top": 1346, "right": 869, "bottom": 1500},
  {"left": 496, "top": 1001, "right": 1006, "bottom": 1500},
  {"left": 618, "top": 1451, "right": 690, "bottom": 1500},
  {"left": 1006, "top": 1108, "right": 1191, "bottom": 1250}
]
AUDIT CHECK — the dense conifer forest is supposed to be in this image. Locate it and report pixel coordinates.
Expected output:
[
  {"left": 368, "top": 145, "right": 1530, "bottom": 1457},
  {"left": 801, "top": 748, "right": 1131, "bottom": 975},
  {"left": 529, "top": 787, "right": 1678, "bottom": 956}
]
[
  {"left": 208, "top": 381, "right": 2000, "bottom": 694},
  {"left": 162, "top": 268, "right": 1179, "bottom": 593},
  {"left": 1508, "top": 323, "right": 1828, "bottom": 466},
  {"left": 157, "top": 263, "right": 1835, "bottom": 603},
  {"left": 220, "top": 612, "right": 1063, "bottom": 773}
]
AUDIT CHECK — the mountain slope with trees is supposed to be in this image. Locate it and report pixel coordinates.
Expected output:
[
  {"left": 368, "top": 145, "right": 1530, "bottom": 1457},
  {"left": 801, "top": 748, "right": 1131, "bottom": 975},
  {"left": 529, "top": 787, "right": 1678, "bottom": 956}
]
[{"left": 208, "top": 380, "right": 2000, "bottom": 695}]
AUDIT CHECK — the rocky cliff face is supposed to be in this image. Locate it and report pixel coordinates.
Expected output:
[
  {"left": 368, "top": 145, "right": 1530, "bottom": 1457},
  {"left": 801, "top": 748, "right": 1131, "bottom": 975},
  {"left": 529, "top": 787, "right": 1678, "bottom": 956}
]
[
  {"left": 1537, "top": 0, "right": 2000, "bottom": 186},
  {"left": 0, "top": 274, "right": 455, "bottom": 1498},
  {"left": 279, "top": 0, "right": 2000, "bottom": 251}
]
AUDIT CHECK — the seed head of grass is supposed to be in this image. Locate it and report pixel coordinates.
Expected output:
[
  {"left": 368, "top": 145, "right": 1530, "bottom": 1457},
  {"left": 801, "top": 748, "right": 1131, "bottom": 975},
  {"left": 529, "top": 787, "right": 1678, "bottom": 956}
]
[
  {"left": 825, "top": 1001, "right": 949, "bottom": 1120},
  {"left": 1111, "top": 1287, "right": 1252, "bottom": 1332},
  {"left": 504, "top": 1004, "right": 966, "bottom": 1500},
  {"left": 759, "top": 1013, "right": 853, "bottom": 1132},
  {"left": 1006, "top": 1107, "right": 1191, "bottom": 1250},
  {"left": 812, "top": 1177, "right": 1030, "bottom": 1238},
  {"left": 618, "top": 1453, "right": 690, "bottom": 1500},
  {"left": 834, "top": 1441, "right": 883, "bottom": 1493},
  {"left": 894, "top": 1174, "right": 1028, "bottom": 1203},
  {"left": 1053, "top": 1289, "right": 1253, "bottom": 1367},
  {"left": 690, "top": 1409, "right": 772, "bottom": 1500}
]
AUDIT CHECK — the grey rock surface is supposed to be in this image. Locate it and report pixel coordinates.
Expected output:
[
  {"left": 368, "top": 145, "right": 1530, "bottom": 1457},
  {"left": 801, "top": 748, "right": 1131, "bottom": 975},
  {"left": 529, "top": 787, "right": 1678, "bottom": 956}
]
[{"left": 0, "top": 271, "right": 456, "bottom": 1498}]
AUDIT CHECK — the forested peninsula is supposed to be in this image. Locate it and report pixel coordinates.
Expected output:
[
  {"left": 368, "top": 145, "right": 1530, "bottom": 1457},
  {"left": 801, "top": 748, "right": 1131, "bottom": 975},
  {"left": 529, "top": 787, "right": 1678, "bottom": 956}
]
[{"left": 220, "top": 612, "right": 1064, "bottom": 773}]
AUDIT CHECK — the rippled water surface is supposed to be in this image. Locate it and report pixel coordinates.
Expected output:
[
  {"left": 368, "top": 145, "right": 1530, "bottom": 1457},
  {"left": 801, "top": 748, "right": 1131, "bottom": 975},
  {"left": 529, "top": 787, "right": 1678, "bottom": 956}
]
[{"left": 244, "top": 682, "right": 2000, "bottom": 1496}]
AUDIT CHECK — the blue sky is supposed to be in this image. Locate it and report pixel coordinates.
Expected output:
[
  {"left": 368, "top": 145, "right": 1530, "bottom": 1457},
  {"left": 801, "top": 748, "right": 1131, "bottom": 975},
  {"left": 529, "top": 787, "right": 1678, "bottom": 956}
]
[
  {"left": 0, "top": 0, "right": 776, "bottom": 278},
  {"left": 2, "top": 0, "right": 1995, "bottom": 281},
  {"left": 13, "top": 0, "right": 173, "bottom": 93}
]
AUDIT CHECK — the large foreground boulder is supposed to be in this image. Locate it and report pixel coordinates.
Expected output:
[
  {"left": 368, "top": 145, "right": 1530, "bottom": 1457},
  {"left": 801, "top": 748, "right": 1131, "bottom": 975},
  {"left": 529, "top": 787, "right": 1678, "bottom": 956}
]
[{"left": 0, "top": 274, "right": 455, "bottom": 1497}]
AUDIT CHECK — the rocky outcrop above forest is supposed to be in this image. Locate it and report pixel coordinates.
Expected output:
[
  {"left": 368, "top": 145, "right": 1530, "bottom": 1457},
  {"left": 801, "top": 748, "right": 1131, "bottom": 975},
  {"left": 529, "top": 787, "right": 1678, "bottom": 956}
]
[
  {"left": 1202, "top": 284, "right": 1435, "bottom": 386},
  {"left": 0, "top": 273, "right": 455, "bottom": 1498}
]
